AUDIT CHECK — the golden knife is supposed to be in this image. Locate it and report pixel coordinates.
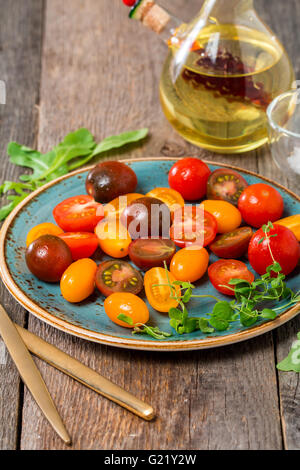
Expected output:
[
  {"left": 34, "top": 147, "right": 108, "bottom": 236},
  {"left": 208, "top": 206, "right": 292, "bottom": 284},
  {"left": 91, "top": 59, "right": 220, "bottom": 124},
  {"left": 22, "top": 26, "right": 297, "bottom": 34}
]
[
  {"left": 0, "top": 305, "right": 71, "bottom": 445},
  {"left": 14, "top": 323, "right": 155, "bottom": 421}
]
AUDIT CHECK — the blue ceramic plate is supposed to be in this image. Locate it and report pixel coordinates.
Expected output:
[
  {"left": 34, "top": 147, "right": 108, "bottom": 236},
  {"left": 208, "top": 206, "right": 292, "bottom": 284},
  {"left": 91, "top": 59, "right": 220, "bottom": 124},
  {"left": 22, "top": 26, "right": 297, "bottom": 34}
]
[{"left": 0, "top": 158, "right": 299, "bottom": 351}]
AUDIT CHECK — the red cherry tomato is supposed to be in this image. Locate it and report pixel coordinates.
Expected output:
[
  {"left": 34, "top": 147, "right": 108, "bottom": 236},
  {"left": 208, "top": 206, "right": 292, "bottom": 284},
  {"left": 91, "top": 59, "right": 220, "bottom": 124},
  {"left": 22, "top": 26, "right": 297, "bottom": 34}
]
[
  {"left": 123, "top": 0, "right": 136, "bottom": 6},
  {"left": 58, "top": 232, "right": 99, "bottom": 260},
  {"left": 53, "top": 195, "right": 104, "bottom": 232},
  {"left": 170, "top": 206, "right": 217, "bottom": 248},
  {"left": 238, "top": 184, "right": 284, "bottom": 228},
  {"left": 168, "top": 158, "right": 211, "bottom": 201},
  {"left": 248, "top": 224, "right": 300, "bottom": 276},
  {"left": 208, "top": 259, "right": 255, "bottom": 296}
]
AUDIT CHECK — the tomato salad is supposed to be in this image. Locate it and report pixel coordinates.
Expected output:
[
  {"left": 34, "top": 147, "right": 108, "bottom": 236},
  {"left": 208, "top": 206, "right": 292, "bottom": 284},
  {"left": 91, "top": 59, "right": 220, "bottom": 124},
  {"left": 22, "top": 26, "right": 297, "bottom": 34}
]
[{"left": 24, "top": 159, "right": 300, "bottom": 338}]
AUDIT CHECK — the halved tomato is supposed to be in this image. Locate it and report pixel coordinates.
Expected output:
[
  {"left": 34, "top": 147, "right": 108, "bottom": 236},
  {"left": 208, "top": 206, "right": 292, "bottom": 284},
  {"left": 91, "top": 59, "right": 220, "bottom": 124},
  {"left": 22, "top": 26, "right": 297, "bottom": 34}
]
[
  {"left": 53, "top": 195, "right": 104, "bottom": 232},
  {"left": 207, "top": 169, "right": 248, "bottom": 206},
  {"left": 209, "top": 227, "right": 253, "bottom": 259},
  {"left": 146, "top": 188, "right": 185, "bottom": 218},
  {"left": 104, "top": 193, "right": 144, "bottom": 219},
  {"left": 95, "top": 260, "right": 143, "bottom": 297},
  {"left": 58, "top": 232, "right": 99, "bottom": 260},
  {"left": 144, "top": 267, "right": 181, "bottom": 313},
  {"left": 170, "top": 206, "right": 217, "bottom": 248},
  {"left": 208, "top": 259, "right": 255, "bottom": 296},
  {"left": 128, "top": 238, "right": 176, "bottom": 270}
]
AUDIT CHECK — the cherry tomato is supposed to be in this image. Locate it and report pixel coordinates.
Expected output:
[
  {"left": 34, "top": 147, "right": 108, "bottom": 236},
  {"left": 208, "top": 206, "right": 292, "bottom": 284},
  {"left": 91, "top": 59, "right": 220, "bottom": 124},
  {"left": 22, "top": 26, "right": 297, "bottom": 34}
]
[
  {"left": 26, "top": 235, "right": 73, "bottom": 283},
  {"left": 168, "top": 158, "right": 211, "bottom": 201},
  {"left": 129, "top": 238, "right": 176, "bottom": 270},
  {"left": 238, "top": 183, "right": 284, "bottom": 228},
  {"left": 170, "top": 247, "right": 209, "bottom": 283},
  {"left": 170, "top": 206, "right": 217, "bottom": 248},
  {"left": 104, "top": 193, "right": 144, "bottom": 219},
  {"left": 208, "top": 260, "right": 255, "bottom": 296},
  {"left": 207, "top": 169, "right": 248, "bottom": 206},
  {"left": 146, "top": 188, "right": 185, "bottom": 217},
  {"left": 53, "top": 195, "right": 104, "bottom": 232},
  {"left": 121, "top": 196, "right": 171, "bottom": 239},
  {"left": 144, "top": 267, "right": 181, "bottom": 313},
  {"left": 95, "top": 260, "right": 143, "bottom": 297},
  {"left": 209, "top": 227, "right": 253, "bottom": 259},
  {"left": 95, "top": 220, "right": 132, "bottom": 258},
  {"left": 26, "top": 223, "right": 64, "bottom": 247},
  {"left": 86, "top": 161, "right": 138, "bottom": 203},
  {"left": 248, "top": 224, "right": 300, "bottom": 276},
  {"left": 60, "top": 258, "right": 97, "bottom": 303},
  {"left": 104, "top": 293, "right": 149, "bottom": 328},
  {"left": 200, "top": 200, "right": 242, "bottom": 234},
  {"left": 274, "top": 214, "right": 300, "bottom": 242},
  {"left": 58, "top": 232, "right": 99, "bottom": 260}
]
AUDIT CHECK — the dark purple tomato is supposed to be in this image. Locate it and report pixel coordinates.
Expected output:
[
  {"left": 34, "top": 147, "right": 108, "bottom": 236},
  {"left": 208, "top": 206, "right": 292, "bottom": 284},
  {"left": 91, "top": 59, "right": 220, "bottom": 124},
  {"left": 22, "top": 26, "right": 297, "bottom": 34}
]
[
  {"left": 129, "top": 238, "right": 176, "bottom": 270},
  {"left": 121, "top": 197, "right": 171, "bottom": 239},
  {"left": 209, "top": 226, "right": 253, "bottom": 259},
  {"left": 86, "top": 161, "right": 138, "bottom": 203},
  {"left": 95, "top": 260, "right": 143, "bottom": 297},
  {"left": 207, "top": 169, "right": 248, "bottom": 206},
  {"left": 25, "top": 235, "right": 73, "bottom": 282}
]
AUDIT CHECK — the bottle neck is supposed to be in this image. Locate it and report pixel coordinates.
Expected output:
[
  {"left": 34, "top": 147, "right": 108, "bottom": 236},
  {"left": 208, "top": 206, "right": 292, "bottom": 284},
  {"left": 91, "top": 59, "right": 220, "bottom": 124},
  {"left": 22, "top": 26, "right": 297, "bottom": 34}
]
[{"left": 130, "top": 0, "right": 254, "bottom": 45}]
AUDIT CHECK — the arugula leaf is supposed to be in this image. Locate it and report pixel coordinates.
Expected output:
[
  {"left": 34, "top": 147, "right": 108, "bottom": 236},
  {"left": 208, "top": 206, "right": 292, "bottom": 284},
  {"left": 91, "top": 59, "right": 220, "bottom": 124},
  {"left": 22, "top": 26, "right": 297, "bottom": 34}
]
[
  {"left": 0, "top": 127, "right": 149, "bottom": 221},
  {"left": 277, "top": 333, "right": 300, "bottom": 373}
]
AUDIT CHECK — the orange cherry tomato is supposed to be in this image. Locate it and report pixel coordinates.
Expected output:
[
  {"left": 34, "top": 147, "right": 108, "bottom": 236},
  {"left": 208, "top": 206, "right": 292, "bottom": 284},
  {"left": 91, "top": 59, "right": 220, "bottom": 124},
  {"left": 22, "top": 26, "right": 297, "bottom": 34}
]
[
  {"left": 95, "top": 220, "right": 132, "bottom": 258},
  {"left": 144, "top": 267, "right": 181, "bottom": 313},
  {"left": 275, "top": 214, "right": 300, "bottom": 242},
  {"left": 104, "top": 293, "right": 149, "bottom": 328},
  {"left": 200, "top": 200, "right": 242, "bottom": 234},
  {"left": 170, "top": 247, "right": 209, "bottom": 283},
  {"left": 146, "top": 188, "right": 185, "bottom": 217},
  {"left": 60, "top": 258, "right": 97, "bottom": 303},
  {"left": 26, "top": 223, "right": 64, "bottom": 247},
  {"left": 104, "top": 193, "right": 144, "bottom": 219}
]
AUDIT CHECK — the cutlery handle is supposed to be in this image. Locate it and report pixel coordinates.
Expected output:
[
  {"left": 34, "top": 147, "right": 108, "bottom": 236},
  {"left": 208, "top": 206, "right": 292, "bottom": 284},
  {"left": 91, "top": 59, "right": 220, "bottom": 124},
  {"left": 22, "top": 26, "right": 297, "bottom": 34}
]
[
  {"left": 15, "top": 325, "right": 155, "bottom": 421},
  {"left": 0, "top": 306, "right": 71, "bottom": 445}
]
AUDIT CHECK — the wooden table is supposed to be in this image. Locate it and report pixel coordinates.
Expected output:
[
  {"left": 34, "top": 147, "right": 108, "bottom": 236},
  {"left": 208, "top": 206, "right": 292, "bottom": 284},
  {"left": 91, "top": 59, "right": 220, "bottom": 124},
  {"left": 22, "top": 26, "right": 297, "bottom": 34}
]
[{"left": 0, "top": 0, "right": 299, "bottom": 450}]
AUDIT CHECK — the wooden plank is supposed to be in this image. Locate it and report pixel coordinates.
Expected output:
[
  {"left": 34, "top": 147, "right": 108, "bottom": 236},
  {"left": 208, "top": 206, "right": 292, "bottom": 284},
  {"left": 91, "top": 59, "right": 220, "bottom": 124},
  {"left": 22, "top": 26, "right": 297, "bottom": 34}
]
[
  {"left": 256, "top": 0, "right": 300, "bottom": 451},
  {"left": 0, "top": 0, "right": 44, "bottom": 450},
  {"left": 19, "top": 0, "right": 285, "bottom": 450}
]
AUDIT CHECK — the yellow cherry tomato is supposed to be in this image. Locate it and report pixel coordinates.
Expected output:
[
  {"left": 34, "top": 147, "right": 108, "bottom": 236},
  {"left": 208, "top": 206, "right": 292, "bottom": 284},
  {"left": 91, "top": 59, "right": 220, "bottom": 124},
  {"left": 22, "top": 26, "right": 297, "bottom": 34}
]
[
  {"left": 144, "top": 267, "right": 181, "bottom": 313},
  {"left": 275, "top": 214, "right": 300, "bottom": 241},
  {"left": 104, "top": 193, "right": 144, "bottom": 219},
  {"left": 95, "top": 220, "right": 132, "bottom": 258},
  {"left": 104, "top": 293, "right": 149, "bottom": 328},
  {"left": 146, "top": 188, "right": 185, "bottom": 217},
  {"left": 170, "top": 247, "right": 209, "bottom": 282},
  {"left": 26, "top": 223, "right": 64, "bottom": 247},
  {"left": 60, "top": 258, "right": 97, "bottom": 303},
  {"left": 200, "top": 200, "right": 242, "bottom": 234}
]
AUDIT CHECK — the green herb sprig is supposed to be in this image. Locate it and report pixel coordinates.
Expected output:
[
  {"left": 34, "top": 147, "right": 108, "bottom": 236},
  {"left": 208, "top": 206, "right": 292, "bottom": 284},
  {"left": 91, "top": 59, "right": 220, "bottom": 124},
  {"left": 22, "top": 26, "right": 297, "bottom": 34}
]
[
  {"left": 0, "top": 127, "right": 148, "bottom": 221},
  {"left": 143, "top": 222, "right": 300, "bottom": 338}
]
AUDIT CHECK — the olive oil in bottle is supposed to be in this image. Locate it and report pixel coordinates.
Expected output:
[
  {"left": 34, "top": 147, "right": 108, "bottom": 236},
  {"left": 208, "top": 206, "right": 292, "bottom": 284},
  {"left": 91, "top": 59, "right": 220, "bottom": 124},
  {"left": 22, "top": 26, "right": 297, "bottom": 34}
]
[{"left": 160, "top": 25, "right": 294, "bottom": 153}]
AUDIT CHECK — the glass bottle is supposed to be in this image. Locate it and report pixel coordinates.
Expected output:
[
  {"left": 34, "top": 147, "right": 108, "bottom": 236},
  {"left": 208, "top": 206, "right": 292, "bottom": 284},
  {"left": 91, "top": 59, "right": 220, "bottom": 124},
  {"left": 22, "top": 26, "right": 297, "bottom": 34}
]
[{"left": 128, "top": 0, "right": 295, "bottom": 154}]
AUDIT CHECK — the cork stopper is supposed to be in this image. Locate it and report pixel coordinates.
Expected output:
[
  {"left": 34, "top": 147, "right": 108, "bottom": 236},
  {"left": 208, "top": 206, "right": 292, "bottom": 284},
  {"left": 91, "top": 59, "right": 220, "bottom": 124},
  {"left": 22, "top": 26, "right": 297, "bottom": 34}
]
[{"left": 140, "top": 3, "right": 171, "bottom": 34}]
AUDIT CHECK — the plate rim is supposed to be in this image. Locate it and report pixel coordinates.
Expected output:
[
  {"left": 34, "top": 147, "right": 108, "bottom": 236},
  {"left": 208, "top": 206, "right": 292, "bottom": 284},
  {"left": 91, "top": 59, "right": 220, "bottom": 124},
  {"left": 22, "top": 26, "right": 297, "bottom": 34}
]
[{"left": 1, "top": 157, "right": 299, "bottom": 351}]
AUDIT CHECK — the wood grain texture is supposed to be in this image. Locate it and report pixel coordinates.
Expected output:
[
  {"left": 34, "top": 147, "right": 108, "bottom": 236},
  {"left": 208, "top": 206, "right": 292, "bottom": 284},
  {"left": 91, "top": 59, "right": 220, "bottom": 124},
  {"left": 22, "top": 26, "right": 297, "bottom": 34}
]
[
  {"left": 256, "top": 0, "right": 300, "bottom": 451},
  {"left": 17, "top": 0, "right": 289, "bottom": 450},
  {"left": 0, "top": 0, "right": 44, "bottom": 450},
  {"left": 0, "top": 0, "right": 298, "bottom": 450}
]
